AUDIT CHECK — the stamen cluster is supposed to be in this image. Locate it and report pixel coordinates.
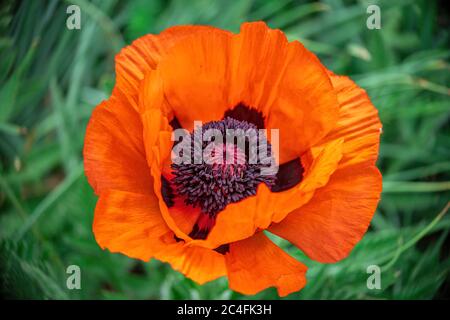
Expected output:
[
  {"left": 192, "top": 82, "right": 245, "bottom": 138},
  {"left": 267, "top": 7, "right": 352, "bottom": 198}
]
[{"left": 171, "top": 117, "right": 276, "bottom": 215}]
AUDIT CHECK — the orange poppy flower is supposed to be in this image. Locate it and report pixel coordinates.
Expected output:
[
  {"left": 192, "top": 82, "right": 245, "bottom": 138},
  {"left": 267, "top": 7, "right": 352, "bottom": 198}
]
[{"left": 84, "top": 22, "right": 382, "bottom": 297}]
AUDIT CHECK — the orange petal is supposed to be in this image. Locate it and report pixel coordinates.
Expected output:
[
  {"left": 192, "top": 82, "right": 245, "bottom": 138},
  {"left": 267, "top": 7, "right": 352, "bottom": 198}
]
[
  {"left": 194, "top": 183, "right": 274, "bottom": 248},
  {"left": 152, "top": 139, "right": 343, "bottom": 250},
  {"left": 114, "top": 33, "right": 163, "bottom": 112},
  {"left": 141, "top": 108, "right": 172, "bottom": 167},
  {"left": 83, "top": 96, "right": 153, "bottom": 195},
  {"left": 93, "top": 189, "right": 226, "bottom": 284},
  {"left": 115, "top": 25, "right": 226, "bottom": 112},
  {"left": 226, "top": 232, "right": 307, "bottom": 297},
  {"left": 229, "top": 22, "right": 339, "bottom": 163},
  {"left": 158, "top": 238, "right": 227, "bottom": 285},
  {"left": 90, "top": 28, "right": 190, "bottom": 195},
  {"left": 93, "top": 189, "right": 168, "bottom": 261},
  {"left": 320, "top": 72, "right": 382, "bottom": 168},
  {"left": 268, "top": 138, "right": 344, "bottom": 224},
  {"left": 158, "top": 27, "right": 233, "bottom": 130},
  {"left": 167, "top": 195, "right": 201, "bottom": 236},
  {"left": 269, "top": 164, "right": 382, "bottom": 263},
  {"left": 191, "top": 138, "right": 343, "bottom": 249},
  {"left": 268, "top": 72, "right": 382, "bottom": 263},
  {"left": 140, "top": 107, "right": 193, "bottom": 242}
]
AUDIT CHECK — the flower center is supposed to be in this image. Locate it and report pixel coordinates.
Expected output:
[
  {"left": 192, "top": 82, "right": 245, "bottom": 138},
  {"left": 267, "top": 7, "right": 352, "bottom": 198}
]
[
  {"left": 171, "top": 117, "right": 276, "bottom": 238},
  {"left": 204, "top": 141, "right": 247, "bottom": 176}
]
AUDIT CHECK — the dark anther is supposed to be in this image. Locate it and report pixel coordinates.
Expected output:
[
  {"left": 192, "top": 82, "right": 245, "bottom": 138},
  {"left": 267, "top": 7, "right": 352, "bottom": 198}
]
[
  {"left": 270, "top": 158, "right": 304, "bottom": 192},
  {"left": 161, "top": 175, "right": 175, "bottom": 207},
  {"left": 174, "top": 234, "right": 184, "bottom": 242},
  {"left": 169, "top": 116, "right": 182, "bottom": 130},
  {"left": 224, "top": 103, "right": 265, "bottom": 129},
  {"left": 213, "top": 244, "right": 230, "bottom": 255},
  {"left": 188, "top": 223, "right": 209, "bottom": 240},
  {"left": 188, "top": 213, "right": 216, "bottom": 240}
]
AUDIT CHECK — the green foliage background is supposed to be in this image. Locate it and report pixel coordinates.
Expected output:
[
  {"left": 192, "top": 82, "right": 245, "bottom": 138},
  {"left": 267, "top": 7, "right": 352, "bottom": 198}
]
[{"left": 0, "top": 0, "right": 449, "bottom": 300}]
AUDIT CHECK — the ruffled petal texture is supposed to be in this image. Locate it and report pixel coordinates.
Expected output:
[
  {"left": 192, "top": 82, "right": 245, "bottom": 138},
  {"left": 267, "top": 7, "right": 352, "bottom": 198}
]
[
  {"left": 83, "top": 96, "right": 152, "bottom": 195},
  {"left": 229, "top": 22, "right": 339, "bottom": 163},
  {"left": 84, "top": 21, "right": 382, "bottom": 297},
  {"left": 158, "top": 28, "right": 232, "bottom": 129},
  {"left": 269, "top": 73, "right": 382, "bottom": 263},
  {"left": 93, "top": 190, "right": 227, "bottom": 284},
  {"left": 269, "top": 164, "right": 382, "bottom": 263},
  {"left": 226, "top": 232, "right": 307, "bottom": 297},
  {"left": 136, "top": 22, "right": 345, "bottom": 249},
  {"left": 115, "top": 25, "right": 228, "bottom": 112}
]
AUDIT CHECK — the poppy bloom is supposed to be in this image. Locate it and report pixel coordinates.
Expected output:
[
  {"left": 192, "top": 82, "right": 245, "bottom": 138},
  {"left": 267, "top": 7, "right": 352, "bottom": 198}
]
[{"left": 84, "top": 22, "right": 382, "bottom": 296}]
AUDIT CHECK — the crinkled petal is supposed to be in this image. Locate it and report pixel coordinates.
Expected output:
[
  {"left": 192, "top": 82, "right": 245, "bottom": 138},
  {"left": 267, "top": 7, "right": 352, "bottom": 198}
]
[
  {"left": 269, "top": 164, "right": 382, "bottom": 263},
  {"left": 93, "top": 189, "right": 226, "bottom": 284},
  {"left": 225, "top": 232, "right": 307, "bottom": 296},
  {"left": 83, "top": 96, "right": 152, "bottom": 195},
  {"left": 229, "top": 22, "right": 339, "bottom": 163}
]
